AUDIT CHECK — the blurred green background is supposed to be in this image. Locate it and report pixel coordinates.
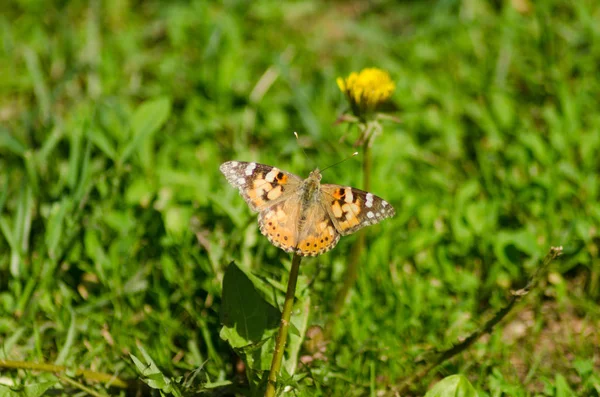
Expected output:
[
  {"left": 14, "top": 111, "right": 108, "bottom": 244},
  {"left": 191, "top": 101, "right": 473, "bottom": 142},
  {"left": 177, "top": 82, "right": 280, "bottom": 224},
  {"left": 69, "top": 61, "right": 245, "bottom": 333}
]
[{"left": 1, "top": 0, "right": 599, "bottom": 395}]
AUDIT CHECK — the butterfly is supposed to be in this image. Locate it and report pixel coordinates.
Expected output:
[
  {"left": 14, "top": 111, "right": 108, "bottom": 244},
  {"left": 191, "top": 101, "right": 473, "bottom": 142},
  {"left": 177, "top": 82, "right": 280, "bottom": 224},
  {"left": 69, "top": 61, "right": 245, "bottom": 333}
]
[{"left": 220, "top": 161, "right": 395, "bottom": 256}]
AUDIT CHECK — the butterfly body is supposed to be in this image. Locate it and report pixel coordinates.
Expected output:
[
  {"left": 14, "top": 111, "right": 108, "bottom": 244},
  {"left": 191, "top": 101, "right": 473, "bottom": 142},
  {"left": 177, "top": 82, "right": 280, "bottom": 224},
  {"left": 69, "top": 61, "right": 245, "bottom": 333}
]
[{"left": 220, "top": 161, "right": 395, "bottom": 256}]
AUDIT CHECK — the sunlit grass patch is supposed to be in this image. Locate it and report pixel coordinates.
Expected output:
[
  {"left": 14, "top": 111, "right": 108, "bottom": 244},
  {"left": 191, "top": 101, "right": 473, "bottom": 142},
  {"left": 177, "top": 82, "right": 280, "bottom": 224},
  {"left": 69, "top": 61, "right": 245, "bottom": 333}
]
[{"left": 1, "top": 1, "right": 599, "bottom": 396}]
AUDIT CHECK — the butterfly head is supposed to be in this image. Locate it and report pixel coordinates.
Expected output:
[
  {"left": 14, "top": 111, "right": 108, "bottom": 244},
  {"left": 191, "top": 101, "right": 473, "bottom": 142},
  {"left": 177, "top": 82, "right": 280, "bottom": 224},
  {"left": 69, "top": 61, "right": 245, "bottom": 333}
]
[
  {"left": 308, "top": 168, "right": 322, "bottom": 182},
  {"left": 301, "top": 168, "right": 322, "bottom": 202}
]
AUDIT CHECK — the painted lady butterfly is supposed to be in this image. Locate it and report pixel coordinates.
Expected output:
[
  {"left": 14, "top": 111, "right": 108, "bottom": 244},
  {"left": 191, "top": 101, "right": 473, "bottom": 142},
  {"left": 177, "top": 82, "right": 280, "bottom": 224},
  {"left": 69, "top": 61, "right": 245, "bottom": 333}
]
[{"left": 220, "top": 161, "right": 395, "bottom": 256}]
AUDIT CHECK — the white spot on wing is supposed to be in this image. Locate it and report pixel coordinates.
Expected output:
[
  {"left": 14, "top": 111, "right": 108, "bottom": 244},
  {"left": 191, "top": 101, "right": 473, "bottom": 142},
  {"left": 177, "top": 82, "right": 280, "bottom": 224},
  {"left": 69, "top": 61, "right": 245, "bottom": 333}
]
[
  {"left": 231, "top": 161, "right": 239, "bottom": 167},
  {"left": 237, "top": 177, "right": 245, "bottom": 185},
  {"left": 367, "top": 211, "right": 374, "bottom": 219},
  {"left": 365, "top": 193, "right": 373, "bottom": 208},
  {"left": 265, "top": 168, "right": 278, "bottom": 182},
  {"left": 245, "top": 163, "right": 257, "bottom": 176}
]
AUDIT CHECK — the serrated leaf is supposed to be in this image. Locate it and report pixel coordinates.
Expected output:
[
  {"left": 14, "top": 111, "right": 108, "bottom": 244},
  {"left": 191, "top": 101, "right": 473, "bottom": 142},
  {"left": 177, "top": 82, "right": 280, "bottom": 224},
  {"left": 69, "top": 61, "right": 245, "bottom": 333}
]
[
  {"left": 130, "top": 353, "right": 151, "bottom": 373},
  {"left": 135, "top": 343, "right": 161, "bottom": 375},
  {"left": 130, "top": 351, "right": 183, "bottom": 397},
  {"left": 425, "top": 374, "right": 478, "bottom": 397}
]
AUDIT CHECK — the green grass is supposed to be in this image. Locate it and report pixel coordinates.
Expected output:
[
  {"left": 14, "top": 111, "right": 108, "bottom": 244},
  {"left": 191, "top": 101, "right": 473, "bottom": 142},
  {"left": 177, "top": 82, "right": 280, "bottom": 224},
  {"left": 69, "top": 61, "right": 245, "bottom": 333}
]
[{"left": 1, "top": 0, "right": 599, "bottom": 396}]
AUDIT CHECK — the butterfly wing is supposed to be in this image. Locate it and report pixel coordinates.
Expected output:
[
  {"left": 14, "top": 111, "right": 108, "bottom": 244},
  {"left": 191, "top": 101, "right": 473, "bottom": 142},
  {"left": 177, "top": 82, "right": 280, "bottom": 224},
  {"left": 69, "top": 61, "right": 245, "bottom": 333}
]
[
  {"left": 220, "top": 161, "right": 302, "bottom": 211},
  {"left": 257, "top": 194, "right": 302, "bottom": 254},
  {"left": 257, "top": 195, "right": 341, "bottom": 257},
  {"left": 320, "top": 184, "right": 395, "bottom": 236},
  {"left": 294, "top": 201, "right": 341, "bottom": 256},
  {"left": 220, "top": 161, "right": 394, "bottom": 256}
]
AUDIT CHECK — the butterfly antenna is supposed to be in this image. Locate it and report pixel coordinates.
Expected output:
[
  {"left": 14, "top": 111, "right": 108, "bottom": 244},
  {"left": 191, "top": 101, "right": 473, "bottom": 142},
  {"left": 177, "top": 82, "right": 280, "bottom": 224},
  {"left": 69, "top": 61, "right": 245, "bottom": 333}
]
[
  {"left": 294, "top": 131, "right": 313, "bottom": 166},
  {"left": 320, "top": 151, "right": 359, "bottom": 173}
]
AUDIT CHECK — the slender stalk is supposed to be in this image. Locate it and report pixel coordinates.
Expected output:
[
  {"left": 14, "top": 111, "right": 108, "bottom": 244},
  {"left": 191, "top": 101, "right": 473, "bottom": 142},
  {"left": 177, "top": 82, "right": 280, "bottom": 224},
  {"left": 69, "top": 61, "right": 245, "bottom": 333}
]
[
  {"left": 327, "top": 125, "right": 372, "bottom": 337},
  {"left": 56, "top": 374, "right": 106, "bottom": 397},
  {"left": 0, "top": 359, "right": 128, "bottom": 389},
  {"left": 265, "top": 253, "right": 303, "bottom": 397},
  {"left": 362, "top": 133, "right": 372, "bottom": 191},
  {"left": 394, "top": 246, "right": 563, "bottom": 395}
]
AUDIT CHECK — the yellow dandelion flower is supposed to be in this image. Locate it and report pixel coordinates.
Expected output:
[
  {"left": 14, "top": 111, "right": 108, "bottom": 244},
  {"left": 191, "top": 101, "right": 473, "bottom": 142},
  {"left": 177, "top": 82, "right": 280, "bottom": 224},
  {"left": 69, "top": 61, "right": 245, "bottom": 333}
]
[{"left": 337, "top": 68, "right": 395, "bottom": 117}]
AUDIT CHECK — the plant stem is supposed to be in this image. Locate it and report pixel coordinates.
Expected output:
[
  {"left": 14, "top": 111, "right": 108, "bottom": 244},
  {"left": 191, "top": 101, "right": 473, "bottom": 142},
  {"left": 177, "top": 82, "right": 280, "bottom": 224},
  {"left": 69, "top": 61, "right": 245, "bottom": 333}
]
[
  {"left": 0, "top": 359, "right": 129, "bottom": 388},
  {"left": 56, "top": 374, "right": 106, "bottom": 397},
  {"left": 394, "top": 246, "right": 563, "bottom": 395},
  {"left": 327, "top": 127, "right": 372, "bottom": 337},
  {"left": 265, "top": 253, "right": 303, "bottom": 397},
  {"left": 362, "top": 126, "right": 372, "bottom": 191}
]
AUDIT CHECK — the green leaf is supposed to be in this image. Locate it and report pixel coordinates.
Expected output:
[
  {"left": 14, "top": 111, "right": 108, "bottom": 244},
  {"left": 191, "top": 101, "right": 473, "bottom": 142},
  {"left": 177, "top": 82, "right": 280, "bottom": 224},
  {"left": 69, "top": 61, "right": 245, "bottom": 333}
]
[
  {"left": 284, "top": 294, "right": 310, "bottom": 376},
  {"left": 0, "top": 380, "right": 57, "bottom": 397},
  {"left": 519, "top": 132, "right": 550, "bottom": 165},
  {"left": 88, "top": 125, "right": 117, "bottom": 160},
  {"left": 0, "top": 173, "right": 8, "bottom": 214},
  {"left": 67, "top": 121, "right": 84, "bottom": 189},
  {"left": 73, "top": 138, "right": 93, "bottom": 204},
  {"left": 220, "top": 262, "right": 281, "bottom": 370},
  {"left": 54, "top": 308, "right": 76, "bottom": 366},
  {"left": 84, "top": 229, "right": 110, "bottom": 281},
  {"left": 131, "top": 347, "right": 183, "bottom": 397},
  {"left": 0, "top": 130, "right": 27, "bottom": 155},
  {"left": 23, "top": 47, "right": 50, "bottom": 122},
  {"left": 120, "top": 97, "right": 172, "bottom": 166},
  {"left": 0, "top": 328, "right": 26, "bottom": 359},
  {"left": 555, "top": 374, "right": 574, "bottom": 397},
  {"left": 493, "top": 229, "right": 540, "bottom": 268},
  {"left": 0, "top": 215, "right": 16, "bottom": 252},
  {"left": 573, "top": 358, "right": 594, "bottom": 377},
  {"left": 163, "top": 205, "right": 193, "bottom": 238},
  {"left": 425, "top": 374, "right": 478, "bottom": 397},
  {"left": 7, "top": 183, "right": 34, "bottom": 277},
  {"left": 45, "top": 198, "right": 71, "bottom": 260},
  {"left": 23, "top": 151, "right": 39, "bottom": 196},
  {"left": 37, "top": 125, "right": 63, "bottom": 164},
  {"left": 489, "top": 91, "right": 515, "bottom": 130}
]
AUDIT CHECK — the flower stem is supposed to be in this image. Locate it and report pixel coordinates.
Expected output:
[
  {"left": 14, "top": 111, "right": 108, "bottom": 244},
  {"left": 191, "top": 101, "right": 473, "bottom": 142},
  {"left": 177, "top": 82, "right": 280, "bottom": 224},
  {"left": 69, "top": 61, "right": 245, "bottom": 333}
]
[
  {"left": 363, "top": 130, "right": 372, "bottom": 191},
  {"left": 396, "top": 246, "right": 563, "bottom": 394},
  {"left": 327, "top": 132, "right": 371, "bottom": 337},
  {"left": 265, "top": 253, "right": 303, "bottom": 397},
  {"left": 0, "top": 359, "right": 129, "bottom": 388}
]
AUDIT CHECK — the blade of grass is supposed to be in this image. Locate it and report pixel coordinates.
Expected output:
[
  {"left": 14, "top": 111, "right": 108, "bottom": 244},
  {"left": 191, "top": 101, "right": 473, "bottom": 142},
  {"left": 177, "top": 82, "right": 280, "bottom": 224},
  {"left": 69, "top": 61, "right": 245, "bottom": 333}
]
[
  {"left": 37, "top": 125, "right": 64, "bottom": 166},
  {"left": 67, "top": 123, "right": 83, "bottom": 189},
  {"left": 55, "top": 308, "right": 77, "bottom": 366},
  {"left": 45, "top": 198, "right": 70, "bottom": 261},
  {"left": 0, "top": 327, "right": 26, "bottom": 359},
  {"left": 23, "top": 47, "right": 51, "bottom": 123},
  {"left": 0, "top": 129, "right": 27, "bottom": 155}
]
